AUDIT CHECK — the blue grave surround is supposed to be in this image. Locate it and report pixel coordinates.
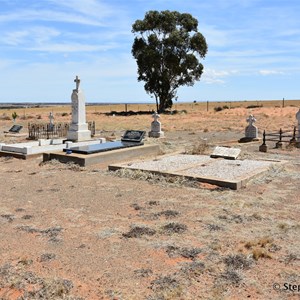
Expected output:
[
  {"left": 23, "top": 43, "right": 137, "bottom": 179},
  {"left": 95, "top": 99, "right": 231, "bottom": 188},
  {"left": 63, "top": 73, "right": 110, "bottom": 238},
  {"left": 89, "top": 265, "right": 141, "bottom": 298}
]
[{"left": 64, "top": 130, "right": 145, "bottom": 155}]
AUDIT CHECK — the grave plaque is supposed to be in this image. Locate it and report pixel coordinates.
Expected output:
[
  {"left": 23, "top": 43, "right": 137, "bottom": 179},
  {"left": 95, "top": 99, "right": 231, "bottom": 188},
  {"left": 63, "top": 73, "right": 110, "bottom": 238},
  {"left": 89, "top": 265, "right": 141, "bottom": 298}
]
[
  {"left": 122, "top": 130, "right": 145, "bottom": 142},
  {"left": 210, "top": 146, "right": 241, "bottom": 160},
  {"left": 65, "top": 130, "right": 146, "bottom": 155},
  {"left": 8, "top": 125, "right": 23, "bottom": 133}
]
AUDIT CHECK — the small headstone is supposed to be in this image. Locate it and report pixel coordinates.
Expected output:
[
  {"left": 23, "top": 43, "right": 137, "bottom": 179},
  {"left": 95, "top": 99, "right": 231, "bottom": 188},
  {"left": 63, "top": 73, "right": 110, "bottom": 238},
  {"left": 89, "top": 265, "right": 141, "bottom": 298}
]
[
  {"left": 49, "top": 112, "right": 54, "bottom": 130},
  {"left": 8, "top": 124, "right": 23, "bottom": 133},
  {"left": 148, "top": 112, "right": 164, "bottom": 138},
  {"left": 210, "top": 146, "right": 241, "bottom": 160},
  {"left": 239, "top": 114, "right": 259, "bottom": 142}
]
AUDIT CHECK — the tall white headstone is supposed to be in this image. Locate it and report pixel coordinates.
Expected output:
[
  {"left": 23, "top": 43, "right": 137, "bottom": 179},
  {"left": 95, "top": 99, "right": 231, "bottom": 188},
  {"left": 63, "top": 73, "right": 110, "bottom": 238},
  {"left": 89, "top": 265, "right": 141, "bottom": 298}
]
[{"left": 67, "top": 76, "right": 91, "bottom": 141}]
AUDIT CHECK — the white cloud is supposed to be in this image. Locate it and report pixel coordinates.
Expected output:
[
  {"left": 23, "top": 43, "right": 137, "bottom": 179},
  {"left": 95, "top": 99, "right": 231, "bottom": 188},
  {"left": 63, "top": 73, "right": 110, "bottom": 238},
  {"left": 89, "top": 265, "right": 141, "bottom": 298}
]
[
  {"left": 2, "top": 27, "right": 61, "bottom": 46},
  {"left": 259, "top": 70, "right": 284, "bottom": 76},
  {"left": 27, "top": 42, "right": 117, "bottom": 53},
  {"left": 0, "top": 9, "right": 104, "bottom": 26},
  {"left": 202, "top": 68, "right": 238, "bottom": 84}
]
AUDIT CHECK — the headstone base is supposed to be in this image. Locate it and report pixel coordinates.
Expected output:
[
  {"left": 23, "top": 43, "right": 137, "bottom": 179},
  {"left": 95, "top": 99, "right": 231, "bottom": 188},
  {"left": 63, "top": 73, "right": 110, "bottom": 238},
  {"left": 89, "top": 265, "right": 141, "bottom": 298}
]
[
  {"left": 239, "top": 137, "right": 260, "bottom": 143},
  {"left": 67, "top": 130, "right": 91, "bottom": 142},
  {"left": 148, "top": 131, "right": 164, "bottom": 138}
]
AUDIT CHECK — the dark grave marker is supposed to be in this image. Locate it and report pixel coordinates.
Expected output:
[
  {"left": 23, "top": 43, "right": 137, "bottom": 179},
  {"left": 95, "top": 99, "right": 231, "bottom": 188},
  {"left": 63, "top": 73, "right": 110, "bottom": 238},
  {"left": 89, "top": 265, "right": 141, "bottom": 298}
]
[
  {"left": 64, "top": 130, "right": 146, "bottom": 155},
  {"left": 7, "top": 124, "right": 23, "bottom": 133},
  {"left": 122, "top": 130, "right": 145, "bottom": 142}
]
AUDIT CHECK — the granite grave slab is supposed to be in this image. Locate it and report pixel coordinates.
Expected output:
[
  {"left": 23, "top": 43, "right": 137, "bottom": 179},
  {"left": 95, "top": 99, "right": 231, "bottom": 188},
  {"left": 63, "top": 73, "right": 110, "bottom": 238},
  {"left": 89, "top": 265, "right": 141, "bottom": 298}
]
[{"left": 65, "top": 130, "right": 145, "bottom": 155}]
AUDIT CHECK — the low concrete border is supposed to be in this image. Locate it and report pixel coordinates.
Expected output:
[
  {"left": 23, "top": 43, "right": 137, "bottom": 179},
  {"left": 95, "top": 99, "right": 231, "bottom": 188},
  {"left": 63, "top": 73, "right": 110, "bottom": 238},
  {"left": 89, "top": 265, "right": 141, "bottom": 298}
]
[{"left": 43, "top": 144, "right": 161, "bottom": 167}]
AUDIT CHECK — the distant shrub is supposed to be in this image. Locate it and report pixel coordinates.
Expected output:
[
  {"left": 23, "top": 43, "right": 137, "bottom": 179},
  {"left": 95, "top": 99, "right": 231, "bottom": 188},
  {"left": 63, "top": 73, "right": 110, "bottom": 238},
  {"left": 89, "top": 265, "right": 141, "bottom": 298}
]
[
  {"left": 61, "top": 112, "right": 69, "bottom": 117},
  {"left": 214, "top": 106, "right": 223, "bottom": 112},
  {"left": 246, "top": 105, "right": 263, "bottom": 109},
  {"left": 37, "top": 114, "right": 42, "bottom": 119},
  {"left": 214, "top": 105, "right": 230, "bottom": 112}
]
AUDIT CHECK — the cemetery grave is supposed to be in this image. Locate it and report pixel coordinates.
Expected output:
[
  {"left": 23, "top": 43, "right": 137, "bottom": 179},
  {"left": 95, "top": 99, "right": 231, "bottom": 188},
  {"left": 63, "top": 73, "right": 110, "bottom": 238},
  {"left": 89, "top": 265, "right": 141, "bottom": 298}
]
[{"left": 109, "top": 153, "right": 284, "bottom": 190}]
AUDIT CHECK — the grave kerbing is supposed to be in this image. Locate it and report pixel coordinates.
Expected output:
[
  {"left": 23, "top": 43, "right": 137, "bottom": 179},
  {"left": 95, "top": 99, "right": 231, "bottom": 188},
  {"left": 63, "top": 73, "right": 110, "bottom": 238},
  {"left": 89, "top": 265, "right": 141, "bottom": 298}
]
[{"left": 67, "top": 76, "right": 91, "bottom": 141}]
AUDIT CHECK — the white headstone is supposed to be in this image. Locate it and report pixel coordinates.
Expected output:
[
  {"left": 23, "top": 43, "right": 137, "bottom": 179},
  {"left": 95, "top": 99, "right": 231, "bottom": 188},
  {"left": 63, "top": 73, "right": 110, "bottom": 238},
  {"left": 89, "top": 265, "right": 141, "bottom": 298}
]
[
  {"left": 148, "top": 112, "right": 164, "bottom": 138},
  {"left": 67, "top": 76, "right": 91, "bottom": 141},
  {"left": 245, "top": 114, "right": 258, "bottom": 139}
]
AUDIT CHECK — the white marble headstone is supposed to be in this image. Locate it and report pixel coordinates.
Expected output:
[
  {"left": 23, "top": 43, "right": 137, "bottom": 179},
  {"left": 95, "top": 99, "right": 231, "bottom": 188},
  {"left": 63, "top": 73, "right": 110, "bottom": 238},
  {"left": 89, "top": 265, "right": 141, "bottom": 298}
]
[
  {"left": 67, "top": 76, "right": 91, "bottom": 141},
  {"left": 149, "top": 112, "right": 164, "bottom": 138}
]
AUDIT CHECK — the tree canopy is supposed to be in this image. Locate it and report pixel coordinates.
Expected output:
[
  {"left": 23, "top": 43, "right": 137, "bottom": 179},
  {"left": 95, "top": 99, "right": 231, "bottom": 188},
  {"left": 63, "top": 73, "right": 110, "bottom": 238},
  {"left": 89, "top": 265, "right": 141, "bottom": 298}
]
[{"left": 132, "top": 10, "right": 208, "bottom": 112}]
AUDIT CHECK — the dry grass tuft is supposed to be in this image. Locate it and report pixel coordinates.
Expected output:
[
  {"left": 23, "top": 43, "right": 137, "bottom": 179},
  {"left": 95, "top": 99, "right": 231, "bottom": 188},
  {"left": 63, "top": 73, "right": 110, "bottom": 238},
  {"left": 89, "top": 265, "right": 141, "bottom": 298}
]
[
  {"left": 122, "top": 225, "right": 156, "bottom": 238},
  {"left": 161, "top": 222, "right": 187, "bottom": 235}
]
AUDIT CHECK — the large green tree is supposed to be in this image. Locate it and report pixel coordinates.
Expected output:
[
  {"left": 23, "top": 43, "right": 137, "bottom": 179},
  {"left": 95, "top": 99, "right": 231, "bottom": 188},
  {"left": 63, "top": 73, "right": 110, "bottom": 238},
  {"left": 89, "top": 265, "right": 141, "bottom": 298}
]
[{"left": 132, "top": 10, "right": 208, "bottom": 112}]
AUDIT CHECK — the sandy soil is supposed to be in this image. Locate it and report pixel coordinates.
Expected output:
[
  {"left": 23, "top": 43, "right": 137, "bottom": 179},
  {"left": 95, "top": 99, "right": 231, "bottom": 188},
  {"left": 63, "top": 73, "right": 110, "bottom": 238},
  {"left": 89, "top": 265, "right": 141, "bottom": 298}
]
[{"left": 0, "top": 105, "right": 299, "bottom": 299}]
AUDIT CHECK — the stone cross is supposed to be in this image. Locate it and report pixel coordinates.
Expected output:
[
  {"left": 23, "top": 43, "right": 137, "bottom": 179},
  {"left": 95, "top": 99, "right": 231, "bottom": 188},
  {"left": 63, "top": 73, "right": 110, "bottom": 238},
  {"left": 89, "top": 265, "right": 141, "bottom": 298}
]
[
  {"left": 245, "top": 114, "right": 258, "bottom": 139},
  {"left": 247, "top": 114, "right": 256, "bottom": 126},
  {"left": 74, "top": 75, "right": 80, "bottom": 91},
  {"left": 49, "top": 112, "right": 54, "bottom": 124},
  {"left": 152, "top": 112, "right": 160, "bottom": 122},
  {"left": 149, "top": 111, "right": 164, "bottom": 138}
]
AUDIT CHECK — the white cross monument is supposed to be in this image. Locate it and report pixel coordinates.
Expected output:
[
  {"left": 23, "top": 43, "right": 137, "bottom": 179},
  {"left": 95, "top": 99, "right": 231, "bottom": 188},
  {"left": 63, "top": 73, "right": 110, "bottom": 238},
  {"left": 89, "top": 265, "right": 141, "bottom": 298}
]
[
  {"left": 67, "top": 76, "right": 91, "bottom": 141},
  {"left": 148, "top": 112, "right": 164, "bottom": 138}
]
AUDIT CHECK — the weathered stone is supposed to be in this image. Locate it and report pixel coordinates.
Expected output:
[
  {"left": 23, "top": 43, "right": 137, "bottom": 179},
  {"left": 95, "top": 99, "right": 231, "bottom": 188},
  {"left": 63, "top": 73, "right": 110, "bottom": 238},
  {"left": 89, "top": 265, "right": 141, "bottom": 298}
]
[{"left": 210, "top": 146, "right": 241, "bottom": 160}]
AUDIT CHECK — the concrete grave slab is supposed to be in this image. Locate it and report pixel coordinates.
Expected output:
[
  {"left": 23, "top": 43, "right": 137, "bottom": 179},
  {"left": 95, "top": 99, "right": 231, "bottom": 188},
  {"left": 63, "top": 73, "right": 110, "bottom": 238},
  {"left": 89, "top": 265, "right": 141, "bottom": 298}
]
[
  {"left": 210, "top": 146, "right": 241, "bottom": 160},
  {"left": 109, "top": 154, "right": 283, "bottom": 190},
  {"left": 0, "top": 138, "right": 106, "bottom": 159}
]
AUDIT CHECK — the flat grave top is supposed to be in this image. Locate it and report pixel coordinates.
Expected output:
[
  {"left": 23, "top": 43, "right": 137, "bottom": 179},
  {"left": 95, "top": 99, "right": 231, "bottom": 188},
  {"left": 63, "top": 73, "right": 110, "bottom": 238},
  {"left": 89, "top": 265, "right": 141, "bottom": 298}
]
[
  {"left": 7, "top": 124, "right": 23, "bottom": 133},
  {"left": 109, "top": 154, "right": 282, "bottom": 190},
  {"left": 210, "top": 146, "right": 241, "bottom": 160},
  {"left": 65, "top": 141, "right": 144, "bottom": 155},
  {"left": 121, "top": 130, "right": 145, "bottom": 142}
]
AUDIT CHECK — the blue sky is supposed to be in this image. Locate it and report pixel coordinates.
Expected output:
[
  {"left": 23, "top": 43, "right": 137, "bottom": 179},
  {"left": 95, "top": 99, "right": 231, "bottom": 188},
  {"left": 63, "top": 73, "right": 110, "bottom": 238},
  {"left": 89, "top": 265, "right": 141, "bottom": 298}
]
[{"left": 0, "top": 0, "right": 299, "bottom": 103}]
